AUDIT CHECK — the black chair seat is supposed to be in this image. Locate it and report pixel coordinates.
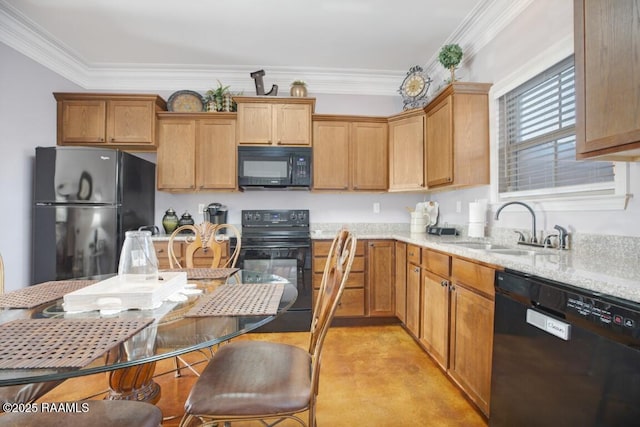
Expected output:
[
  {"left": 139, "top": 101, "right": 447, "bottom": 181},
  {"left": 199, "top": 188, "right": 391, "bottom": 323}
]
[
  {"left": 185, "top": 340, "right": 312, "bottom": 416},
  {"left": 0, "top": 400, "right": 162, "bottom": 427}
]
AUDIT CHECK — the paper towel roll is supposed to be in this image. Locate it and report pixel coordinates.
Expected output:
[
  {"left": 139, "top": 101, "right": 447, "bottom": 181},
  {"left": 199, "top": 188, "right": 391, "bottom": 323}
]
[
  {"left": 468, "top": 222, "right": 485, "bottom": 238},
  {"left": 469, "top": 202, "right": 486, "bottom": 223}
]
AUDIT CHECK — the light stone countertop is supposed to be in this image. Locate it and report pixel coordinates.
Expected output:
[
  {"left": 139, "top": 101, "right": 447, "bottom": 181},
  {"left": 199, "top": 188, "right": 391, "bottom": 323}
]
[{"left": 311, "top": 228, "right": 640, "bottom": 305}]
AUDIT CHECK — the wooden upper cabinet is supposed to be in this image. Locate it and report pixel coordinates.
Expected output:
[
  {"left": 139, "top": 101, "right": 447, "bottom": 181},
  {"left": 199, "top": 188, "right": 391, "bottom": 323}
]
[
  {"left": 312, "top": 115, "right": 387, "bottom": 191},
  {"left": 424, "top": 82, "right": 491, "bottom": 190},
  {"left": 312, "top": 120, "right": 350, "bottom": 190},
  {"left": 351, "top": 121, "right": 388, "bottom": 190},
  {"left": 235, "top": 96, "right": 315, "bottom": 146},
  {"left": 388, "top": 110, "right": 425, "bottom": 191},
  {"left": 53, "top": 93, "right": 166, "bottom": 151},
  {"left": 156, "top": 113, "right": 237, "bottom": 191},
  {"left": 574, "top": 0, "right": 640, "bottom": 160}
]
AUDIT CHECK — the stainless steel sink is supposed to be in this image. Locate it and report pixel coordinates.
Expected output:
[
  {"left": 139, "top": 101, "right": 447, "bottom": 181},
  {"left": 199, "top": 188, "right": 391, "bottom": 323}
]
[{"left": 447, "top": 241, "right": 510, "bottom": 250}]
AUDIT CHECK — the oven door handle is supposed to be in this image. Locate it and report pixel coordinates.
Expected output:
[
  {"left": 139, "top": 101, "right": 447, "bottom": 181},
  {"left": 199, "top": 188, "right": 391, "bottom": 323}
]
[{"left": 241, "top": 243, "right": 310, "bottom": 250}]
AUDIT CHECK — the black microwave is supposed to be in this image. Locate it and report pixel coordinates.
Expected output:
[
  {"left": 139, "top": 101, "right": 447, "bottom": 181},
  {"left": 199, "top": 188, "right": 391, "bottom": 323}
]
[{"left": 238, "top": 146, "right": 312, "bottom": 190}]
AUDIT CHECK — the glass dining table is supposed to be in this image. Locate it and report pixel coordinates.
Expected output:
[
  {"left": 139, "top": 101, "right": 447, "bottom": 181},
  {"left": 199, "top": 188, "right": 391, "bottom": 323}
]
[{"left": 0, "top": 270, "right": 297, "bottom": 403}]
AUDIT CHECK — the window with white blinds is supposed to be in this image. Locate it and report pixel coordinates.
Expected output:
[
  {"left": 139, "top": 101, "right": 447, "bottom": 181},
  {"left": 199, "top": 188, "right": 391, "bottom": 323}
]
[{"left": 498, "top": 56, "right": 614, "bottom": 195}]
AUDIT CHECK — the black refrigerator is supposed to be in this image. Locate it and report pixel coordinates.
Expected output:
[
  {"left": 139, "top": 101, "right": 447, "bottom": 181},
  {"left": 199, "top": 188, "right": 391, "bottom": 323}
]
[{"left": 32, "top": 146, "right": 155, "bottom": 284}]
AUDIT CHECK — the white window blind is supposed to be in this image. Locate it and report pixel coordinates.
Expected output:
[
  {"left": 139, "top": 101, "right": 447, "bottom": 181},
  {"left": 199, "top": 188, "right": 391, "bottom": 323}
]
[{"left": 498, "top": 56, "right": 614, "bottom": 194}]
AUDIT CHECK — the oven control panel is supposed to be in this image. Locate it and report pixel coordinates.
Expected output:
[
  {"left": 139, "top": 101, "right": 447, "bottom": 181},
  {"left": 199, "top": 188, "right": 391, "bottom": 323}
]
[{"left": 242, "top": 209, "right": 309, "bottom": 227}]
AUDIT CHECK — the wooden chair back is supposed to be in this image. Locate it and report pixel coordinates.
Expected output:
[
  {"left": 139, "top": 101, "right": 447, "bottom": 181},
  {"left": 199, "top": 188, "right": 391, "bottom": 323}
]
[
  {"left": 308, "top": 229, "right": 356, "bottom": 390},
  {"left": 168, "top": 222, "right": 241, "bottom": 269}
]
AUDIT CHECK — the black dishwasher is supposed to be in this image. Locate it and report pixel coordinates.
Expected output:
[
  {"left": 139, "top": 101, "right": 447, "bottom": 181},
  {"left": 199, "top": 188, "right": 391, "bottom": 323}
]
[{"left": 490, "top": 270, "right": 640, "bottom": 427}]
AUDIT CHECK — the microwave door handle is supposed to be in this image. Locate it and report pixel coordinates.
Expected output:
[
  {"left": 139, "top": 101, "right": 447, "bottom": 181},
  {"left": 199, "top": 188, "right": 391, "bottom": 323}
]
[{"left": 288, "top": 154, "right": 293, "bottom": 184}]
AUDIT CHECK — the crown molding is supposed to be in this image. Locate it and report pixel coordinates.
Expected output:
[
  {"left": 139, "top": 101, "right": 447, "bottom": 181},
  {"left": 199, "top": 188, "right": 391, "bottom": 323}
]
[{"left": 1, "top": 0, "right": 533, "bottom": 96}]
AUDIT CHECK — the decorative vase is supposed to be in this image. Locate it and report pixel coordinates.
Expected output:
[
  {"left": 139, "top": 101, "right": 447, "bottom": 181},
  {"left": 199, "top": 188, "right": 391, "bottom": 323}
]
[
  {"left": 290, "top": 84, "right": 307, "bottom": 97},
  {"left": 162, "top": 208, "right": 179, "bottom": 234},
  {"left": 178, "top": 211, "right": 195, "bottom": 234}
]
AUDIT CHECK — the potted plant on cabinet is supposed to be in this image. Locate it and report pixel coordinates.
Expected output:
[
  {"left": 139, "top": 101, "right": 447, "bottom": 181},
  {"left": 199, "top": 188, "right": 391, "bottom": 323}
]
[
  {"left": 438, "top": 44, "right": 463, "bottom": 83},
  {"left": 205, "top": 81, "right": 231, "bottom": 112}
]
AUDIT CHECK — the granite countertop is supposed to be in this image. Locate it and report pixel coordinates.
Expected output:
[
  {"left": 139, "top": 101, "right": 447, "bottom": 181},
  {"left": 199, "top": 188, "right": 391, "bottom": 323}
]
[{"left": 311, "top": 229, "right": 640, "bottom": 305}]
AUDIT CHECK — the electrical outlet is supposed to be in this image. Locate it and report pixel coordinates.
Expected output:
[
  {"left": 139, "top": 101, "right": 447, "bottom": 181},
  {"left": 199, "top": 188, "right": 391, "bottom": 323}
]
[
  {"left": 373, "top": 202, "right": 380, "bottom": 214},
  {"left": 456, "top": 201, "right": 462, "bottom": 213},
  {"left": 198, "top": 203, "right": 205, "bottom": 213}
]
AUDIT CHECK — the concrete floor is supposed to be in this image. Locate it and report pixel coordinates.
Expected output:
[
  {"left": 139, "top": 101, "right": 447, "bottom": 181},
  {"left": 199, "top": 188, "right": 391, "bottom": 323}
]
[{"left": 38, "top": 325, "right": 488, "bottom": 426}]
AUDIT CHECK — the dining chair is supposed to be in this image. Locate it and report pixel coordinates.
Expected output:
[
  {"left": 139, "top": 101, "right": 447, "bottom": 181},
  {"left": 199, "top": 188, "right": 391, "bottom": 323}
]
[
  {"left": 168, "top": 222, "right": 241, "bottom": 269},
  {"left": 0, "top": 400, "right": 162, "bottom": 426},
  {"left": 179, "top": 228, "right": 357, "bottom": 427},
  {"left": 166, "top": 222, "right": 241, "bottom": 377}
]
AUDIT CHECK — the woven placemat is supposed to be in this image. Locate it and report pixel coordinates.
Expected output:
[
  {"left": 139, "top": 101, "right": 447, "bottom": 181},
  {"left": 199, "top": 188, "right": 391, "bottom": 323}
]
[
  {"left": 186, "top": 283, "right": 284, "bottom": 317},
  {"left": 160, "top": 268, "right": 239, "bottom": 280},
  {"left": 0, "top": 280, "right": 97, "bottom": 309},
  {"left": 0, "top": 318, "right": 154, "bottom": 369}
]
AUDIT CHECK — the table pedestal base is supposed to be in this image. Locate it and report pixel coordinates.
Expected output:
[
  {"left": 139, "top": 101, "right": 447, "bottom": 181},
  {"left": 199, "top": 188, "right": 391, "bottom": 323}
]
[{"left": 106, "top": 361, "right": 161, "bottom": 404}]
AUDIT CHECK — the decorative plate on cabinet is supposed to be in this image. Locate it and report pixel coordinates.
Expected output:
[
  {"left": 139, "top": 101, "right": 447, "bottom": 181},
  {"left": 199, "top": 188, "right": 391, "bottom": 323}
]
[{"left": 167, "top": 90, "right": 205, "bottom": 112}]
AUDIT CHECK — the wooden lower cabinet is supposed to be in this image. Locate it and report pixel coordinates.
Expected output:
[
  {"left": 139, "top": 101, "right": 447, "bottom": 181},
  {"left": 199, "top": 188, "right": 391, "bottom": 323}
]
[
  {"left": 312, "top": 239, "right": 394, "bottom": 319},
  {"left": 419, "top": 269, "right": 450, "bottom": 369},
  {"left": 394, "top": 241, "right": 407, "bottom": 323},
  {"left": 366, "top": 240, "right": 395, "bottom": 316},
  {"left": 313, "top": 239, "right": 366, "bottom": 317},
  {"left": 153, "top": 240, "right": 229, "bottom": 269},
  {"left": 405, "top": 244, "right": 422, "bottom": 337},
  {"left": 398, "top": 244, "right": 495, "bottom": 417},
  {"left": 449, "top": 257, "right": 495, "bottom": 416}
]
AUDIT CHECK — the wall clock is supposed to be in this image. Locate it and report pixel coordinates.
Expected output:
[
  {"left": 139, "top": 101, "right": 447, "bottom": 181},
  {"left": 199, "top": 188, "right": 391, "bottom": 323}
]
[{"left": 399, "top": 66, "right": 432, "bottom": 110}]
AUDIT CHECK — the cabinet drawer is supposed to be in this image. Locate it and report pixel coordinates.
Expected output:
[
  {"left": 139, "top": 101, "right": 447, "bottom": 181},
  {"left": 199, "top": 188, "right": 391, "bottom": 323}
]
[
  {"left": 451, "top": 257, "right": 495, "bottom": 297},
  {"left": 407, "top": 244, "right": 421, "bottom": 264},
  {"left": 421, "top": 249, "right": 451, "bottom": 277},
  {"left": 313, "top": 239, "right": 365, "bottom": 257},
  {"left": 313, "top": 271, "right": 364, "bottom": 289},
  {"left": 313, "top": 255, "right": 364, "bottom": 273},
  {"left": 154, "top": 241, "right": 182, "bottom": 269},
  {"left": 313, "top": 288, "right": 364, "bottom": 317}
]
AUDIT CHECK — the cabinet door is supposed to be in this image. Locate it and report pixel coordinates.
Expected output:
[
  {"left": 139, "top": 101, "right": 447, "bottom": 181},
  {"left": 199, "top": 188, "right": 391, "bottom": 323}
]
[
  {"left": 405, "top": 262, "right": 421, "bottom": 337},
  {"left": 59, "top": 100, "right": 106, "bottom": 144},
  {"left": 157, "top": 119, "right": 196, "bottom": 190},
  {"left": 198, "top": 119, "right": 237, "bottom": 190},
  {"left": 575, "top": 0, "right": 640, "bottom": 159},
  {"left": 388, "top": 115, "right": 425, "bottom": 191},
  {"left": 449, "top": 283, "right": 494, "bottom": 415},
  {"left": 312, "top": 121, "right": 350, "bottom": 190},
  {"left": 352, "top": 122, "right": 388, "bottom": 190},
  {"left": 394, "top": 241, "right": 407, "bottom": 322},
  {"left": 420, "top": 270, "right": 450, "bottom": 369},
  {"left": 425, "top": 95, "right": 454, "bottom": 186},
  {"left": 275, "top": 103, "right": 312, "bottom": 146},
  {"left": 366, "top": 240, "right": 395, "bottom": 317},
  {"left": 107, "top": 100, "right": 155, "bottom": 145},
  {"left": 236, "top": 103, "right": 273, "bottom": 145}
]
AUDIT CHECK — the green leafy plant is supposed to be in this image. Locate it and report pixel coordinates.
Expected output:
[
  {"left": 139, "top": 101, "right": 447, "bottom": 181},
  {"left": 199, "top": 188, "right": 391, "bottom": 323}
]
[
  {"left": 438, "top": 44, "right": 463, "bottom": 82},
  {"left": 204, "top": 80, "right": 230, "bottom": 111},
  {"left": 291, "top": 80, "right": 306, "bottom": 86}
]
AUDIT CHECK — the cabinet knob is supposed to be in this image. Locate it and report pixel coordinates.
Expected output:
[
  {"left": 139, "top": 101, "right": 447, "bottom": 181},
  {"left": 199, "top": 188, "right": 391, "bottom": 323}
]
[
  {"left": 157, "top": 249, "right": 165, "bottom": 253},
  {"left": 440, "top": 280, "right": 448, "bottom": 287},
  {"left": 110, "top": 137, "right": 115, "bottom": 142},
  {"left": 100, "top": 138, "right": 104, "bottom": 142},
  {"left": 414, "top": 267, "right": 420, "bottom": 273}
]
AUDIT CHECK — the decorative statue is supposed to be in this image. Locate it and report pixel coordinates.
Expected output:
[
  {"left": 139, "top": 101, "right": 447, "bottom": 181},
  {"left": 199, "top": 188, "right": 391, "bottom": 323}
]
[{"left": 250, "top": 69, "right": 278, "bottom": 96}]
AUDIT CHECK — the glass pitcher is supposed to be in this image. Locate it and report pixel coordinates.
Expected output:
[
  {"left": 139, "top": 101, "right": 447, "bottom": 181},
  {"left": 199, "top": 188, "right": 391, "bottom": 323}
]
[{"left": 118, "top": 230, "right": 159, "bottom": 281}]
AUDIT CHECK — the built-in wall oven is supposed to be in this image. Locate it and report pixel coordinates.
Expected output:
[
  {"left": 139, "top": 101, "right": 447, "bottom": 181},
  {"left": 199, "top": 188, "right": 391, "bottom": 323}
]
[
  {"left": 491, "top": 270, "right": 640, "bottom": 426},
  {"left": 237, "top": 209, "right": 311, "bottom": 332}
]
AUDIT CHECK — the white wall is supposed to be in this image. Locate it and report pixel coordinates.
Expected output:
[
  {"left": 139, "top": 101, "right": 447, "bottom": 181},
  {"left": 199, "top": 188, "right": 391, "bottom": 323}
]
[{"left": 431, "top": 0, "right": 640, "bottom": 238}]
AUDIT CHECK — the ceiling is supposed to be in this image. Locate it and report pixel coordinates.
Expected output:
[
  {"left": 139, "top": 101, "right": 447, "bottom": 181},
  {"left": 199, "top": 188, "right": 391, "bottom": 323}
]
[{"left": 0, "top": 0, "right": 529, "bottom": 95}]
